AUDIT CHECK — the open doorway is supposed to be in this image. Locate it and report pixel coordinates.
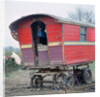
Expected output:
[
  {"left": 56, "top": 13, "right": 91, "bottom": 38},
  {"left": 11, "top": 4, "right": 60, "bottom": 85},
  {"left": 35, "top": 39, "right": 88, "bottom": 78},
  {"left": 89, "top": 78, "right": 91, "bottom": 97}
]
[{"left": 31, "top": 21, "right": 49, "bottom": 66}]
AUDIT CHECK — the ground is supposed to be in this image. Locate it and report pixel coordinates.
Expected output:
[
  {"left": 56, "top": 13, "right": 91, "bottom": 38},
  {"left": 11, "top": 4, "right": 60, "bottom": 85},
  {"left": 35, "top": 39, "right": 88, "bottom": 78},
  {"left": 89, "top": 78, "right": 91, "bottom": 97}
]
[{"left": 5, "top": 63, "right": 95, "bottom": 97}]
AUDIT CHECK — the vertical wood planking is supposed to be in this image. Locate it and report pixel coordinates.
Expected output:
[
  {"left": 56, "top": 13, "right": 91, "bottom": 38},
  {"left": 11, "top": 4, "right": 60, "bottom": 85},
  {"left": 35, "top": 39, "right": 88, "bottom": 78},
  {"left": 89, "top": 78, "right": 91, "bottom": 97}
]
[{"left": 48, "top": 46, "right": 63, "bottom": 64}]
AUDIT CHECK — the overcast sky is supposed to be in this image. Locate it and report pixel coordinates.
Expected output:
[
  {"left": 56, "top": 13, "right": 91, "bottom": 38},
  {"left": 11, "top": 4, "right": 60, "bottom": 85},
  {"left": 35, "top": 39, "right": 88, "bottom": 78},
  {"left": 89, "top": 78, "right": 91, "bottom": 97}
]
[{"left": 5, "top": 0, "right": 94, "bottom": 48}]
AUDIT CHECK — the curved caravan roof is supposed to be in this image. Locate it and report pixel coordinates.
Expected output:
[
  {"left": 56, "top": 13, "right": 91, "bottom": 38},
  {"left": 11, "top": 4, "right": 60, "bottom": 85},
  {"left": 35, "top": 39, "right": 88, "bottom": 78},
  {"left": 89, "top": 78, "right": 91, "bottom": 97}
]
[
  {"left": 9, "top": 13, "right": 95, "bottom": 30},
  {"left": 9, "top": 14, "right": 95, "bottom": 41}
]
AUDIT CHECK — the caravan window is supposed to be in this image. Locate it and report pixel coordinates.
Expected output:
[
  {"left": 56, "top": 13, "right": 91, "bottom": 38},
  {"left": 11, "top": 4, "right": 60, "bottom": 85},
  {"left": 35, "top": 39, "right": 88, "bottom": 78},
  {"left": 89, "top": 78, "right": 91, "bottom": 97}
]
[{"left": 80, "top": 26, "right": 87, "bottom": 41}]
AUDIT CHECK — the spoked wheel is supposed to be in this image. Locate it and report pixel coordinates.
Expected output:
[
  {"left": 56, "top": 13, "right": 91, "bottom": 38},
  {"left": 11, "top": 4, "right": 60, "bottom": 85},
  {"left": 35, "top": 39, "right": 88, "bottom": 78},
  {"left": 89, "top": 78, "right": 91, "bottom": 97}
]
[
  {"left": 56, "top": 73, "right": 67, "bottom": 88},
  {"left": 83, "top": 68, "right": 92, "bottom": 84},
  {"left": 30, "top": 75, "right": 43, "bottom": 88},
  {"left": 66, "top": 75, "right": 75, "bottom": 88},
  {"left": 56, "top": 73, "right": 75, "bottom": 89}
]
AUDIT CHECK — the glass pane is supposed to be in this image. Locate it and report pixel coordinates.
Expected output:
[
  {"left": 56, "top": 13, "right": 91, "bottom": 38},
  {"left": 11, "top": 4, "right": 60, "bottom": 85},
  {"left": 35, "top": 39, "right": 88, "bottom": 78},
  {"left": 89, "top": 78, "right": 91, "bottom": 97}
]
[
  {"left": 80, "top": 27, "right": 86, "bottom": 34},
  {"left": 80, "top": 34, "right": 86, "bottom": 41}
]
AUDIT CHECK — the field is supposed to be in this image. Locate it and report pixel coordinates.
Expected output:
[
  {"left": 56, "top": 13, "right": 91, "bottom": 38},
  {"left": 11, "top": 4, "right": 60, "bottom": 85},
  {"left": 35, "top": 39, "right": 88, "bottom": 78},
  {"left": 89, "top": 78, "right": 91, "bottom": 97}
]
[{"left": 5, "top": 62, "right": 95, "bottom": 97}]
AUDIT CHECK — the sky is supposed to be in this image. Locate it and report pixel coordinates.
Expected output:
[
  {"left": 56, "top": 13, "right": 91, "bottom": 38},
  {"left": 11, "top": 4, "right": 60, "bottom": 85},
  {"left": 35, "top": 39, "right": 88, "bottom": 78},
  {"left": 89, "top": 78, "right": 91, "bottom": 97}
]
[{"left": 5, "top": 0, "right": 94, "bottom": 48}]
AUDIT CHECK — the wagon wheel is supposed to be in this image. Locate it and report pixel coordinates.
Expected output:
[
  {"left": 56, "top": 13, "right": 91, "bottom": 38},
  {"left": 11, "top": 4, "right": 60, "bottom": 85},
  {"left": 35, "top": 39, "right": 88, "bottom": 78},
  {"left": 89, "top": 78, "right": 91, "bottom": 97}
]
[
  {"left": 66, "top": 75, "right": 75, "bottom": 88},
  {"left": 82, "top": 68, "right": 92, "bottom": 84},
  {"left": 30, "top": 75, "right": 43, "bottom": 88},
  {"left": 56, "top": 73, "right": 67, "bottom": 88}
]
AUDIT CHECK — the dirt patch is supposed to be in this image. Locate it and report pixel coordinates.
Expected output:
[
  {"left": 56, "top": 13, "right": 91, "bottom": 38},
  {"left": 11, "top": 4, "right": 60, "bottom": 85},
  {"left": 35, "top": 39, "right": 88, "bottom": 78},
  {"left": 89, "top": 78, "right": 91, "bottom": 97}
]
[{"left": 5, "top": 70, "right": 95, "bottom": 97}]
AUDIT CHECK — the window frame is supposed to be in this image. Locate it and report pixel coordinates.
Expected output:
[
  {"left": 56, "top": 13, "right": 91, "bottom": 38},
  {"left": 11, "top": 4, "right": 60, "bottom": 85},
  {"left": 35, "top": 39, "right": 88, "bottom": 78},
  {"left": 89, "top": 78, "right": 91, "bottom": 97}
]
[{"left": 79, "top": 26, "right": 87, "bottom": 41}]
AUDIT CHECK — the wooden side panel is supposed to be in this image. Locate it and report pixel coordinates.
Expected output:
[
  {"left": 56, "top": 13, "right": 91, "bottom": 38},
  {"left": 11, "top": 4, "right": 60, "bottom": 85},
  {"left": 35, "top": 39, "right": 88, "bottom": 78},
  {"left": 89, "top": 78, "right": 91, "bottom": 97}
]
[
  {"left": 87, "top": 27, "right": 95, "bottom": 42},
  {"left": 42, "top": 17, "right": 57, "bottom": 24},
  {"left": 64, "top": 45, "right": 95, "bottom": 65},
  {"left": 17, "top": 17, "right": 59, "bottom": 66},
  {"left": 63, "top": 23, "right": 95, "bottom": 65},
  {"left": 46, "top": 24, "right": 62, "bottom": 42},
  {"left": 38, "top": 51, "right": 49, "bottom": 65},
  {"left": 18, "top": 27, "right": 35, "bottom": 66},
  {"left": 21, "top": 48, "right": 35, "bottom": 66},
  {"left": 63, "top": 24, "right": 80, "bottom": 41},
  {"left": 18, "top": 19, "right": 32, "bottom": 27},
  {"left": 48, "top": 46, "right": 63, "bottom": 64},
  {"left": 18, "top": 27, "right": 32, "bottom": 45}
]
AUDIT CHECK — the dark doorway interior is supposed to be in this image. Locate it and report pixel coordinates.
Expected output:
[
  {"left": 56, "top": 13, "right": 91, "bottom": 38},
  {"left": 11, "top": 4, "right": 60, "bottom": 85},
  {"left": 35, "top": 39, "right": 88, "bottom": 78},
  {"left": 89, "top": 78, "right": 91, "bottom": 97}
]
[{"left": 31, "top": 21, "right": 48, "bottom": 66}]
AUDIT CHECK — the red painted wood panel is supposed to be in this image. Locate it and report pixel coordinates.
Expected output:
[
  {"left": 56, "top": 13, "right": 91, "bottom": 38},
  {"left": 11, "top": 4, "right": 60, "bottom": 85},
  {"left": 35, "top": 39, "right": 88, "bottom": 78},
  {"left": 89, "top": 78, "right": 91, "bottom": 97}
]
[
  {"left": 17, "top": 16, "right": 58, "bottom": 45},
  {"left": 42, "top": 16, "right": 57, "bottom": 24},
  {"left": 46, "top": 24, "right": 62, "bottom": 42},
  {"left": 64, "top": 24, "right": 80, "bottom": 41},
  {"left": 18, "top": 27, "right": 32, "bottom": 45},
  {"left": 18, "top": 19, "right": 32, "bottom": 27},
  {"left": 87, "top": 28, "right": 95, "bottom": 42},
  {"left": 64, "top": 45, "right": 95, "bottom": 65}
]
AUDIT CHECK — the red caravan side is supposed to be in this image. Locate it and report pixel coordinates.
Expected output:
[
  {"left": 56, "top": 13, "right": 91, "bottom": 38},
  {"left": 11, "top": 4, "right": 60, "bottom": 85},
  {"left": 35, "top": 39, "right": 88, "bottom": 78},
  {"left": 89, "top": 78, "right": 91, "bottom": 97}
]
[
  {"left": 10, "top": 14, "right": 95, "bottom": 68},
  {"left": 63, "top": 24, "right": 95, "bottom": 65},
  {"left": 17, "top": 16, "right": 63, "bottom": 67},
  {"left": 18, "top": 19, "right": 34, "bottom": 66}
]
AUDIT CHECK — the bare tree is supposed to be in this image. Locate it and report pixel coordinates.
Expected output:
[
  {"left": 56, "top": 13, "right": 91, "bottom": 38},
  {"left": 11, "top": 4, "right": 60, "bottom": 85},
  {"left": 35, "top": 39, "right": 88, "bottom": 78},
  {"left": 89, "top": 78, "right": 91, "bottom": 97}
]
[{"left": 68, "top": 7, "right": 95, "bottom": 24}]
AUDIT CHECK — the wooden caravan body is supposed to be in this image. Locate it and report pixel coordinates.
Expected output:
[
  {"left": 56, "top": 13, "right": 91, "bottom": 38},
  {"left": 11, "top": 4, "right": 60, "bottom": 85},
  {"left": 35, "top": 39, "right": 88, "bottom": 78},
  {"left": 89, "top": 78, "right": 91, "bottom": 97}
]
[{"left": 9, "top": 14, "right": 95, "bottom": 69}]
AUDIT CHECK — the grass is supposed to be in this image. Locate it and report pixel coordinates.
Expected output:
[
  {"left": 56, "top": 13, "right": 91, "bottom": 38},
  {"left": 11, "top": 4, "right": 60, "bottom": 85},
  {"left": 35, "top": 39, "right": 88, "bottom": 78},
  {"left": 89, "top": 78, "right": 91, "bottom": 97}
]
[
  {"left": 89, "top": 62, "right": 95, "bottom": 72},
  {"left": 5, "top": 51, "right": 24, "bottom": 77},
  {"left": 77, "top": 61, "right": 95, "bottom": 72}
]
